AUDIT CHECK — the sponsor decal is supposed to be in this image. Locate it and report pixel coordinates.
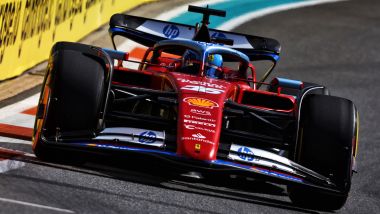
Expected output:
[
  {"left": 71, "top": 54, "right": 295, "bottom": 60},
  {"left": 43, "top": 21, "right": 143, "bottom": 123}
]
[
  {"left": 191, "top": 133, "right": 206, "bottom": 139},
  {"left": 181, "top": 85, "right": 224, "bottom": 94},
  {"left": 184, "top": 124, "right": 215, "bottom": 133},
  {"left": 138, "top": 131, "right": 157, "bottom": 144},
  {"left": 195, "top": 143, "right": 201, "bottom": 152},
  {"left": 1, "top": 0, "right": 154, "bottom": 81},
  {"left": 237, "top": 147, "right": 254, "bottom": 161},
  {"left": 163, "top": 24, "right": 179, "bottom": 39},
  {"left": 184, "top": 119, "right": 216, "bottom": 127},
  {"left": 211, "top": 32, "right": 227, "bottom": 39},
  {"left": 94, "top": 128, "right": 165, "bottom": 147},
  {"left": 184, "top": 114, "right": 216, "bottom": 122},
  {"left": 181, "top": 136, "right": 214, "bottom": 144},
  {"left": 184, "top": 97, "right": 219, "bottom": 109},
  {"left": 176, "top": 78, "right": 226, "bottom": 89},
  {"left": 191, "top": 109, "right": 211, "bottom": 116}
]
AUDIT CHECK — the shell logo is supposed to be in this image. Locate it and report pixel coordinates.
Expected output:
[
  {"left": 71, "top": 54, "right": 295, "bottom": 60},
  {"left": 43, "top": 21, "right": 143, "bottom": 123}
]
[{"left": 183, "top": 97, "right": 219, "bottom": 109}]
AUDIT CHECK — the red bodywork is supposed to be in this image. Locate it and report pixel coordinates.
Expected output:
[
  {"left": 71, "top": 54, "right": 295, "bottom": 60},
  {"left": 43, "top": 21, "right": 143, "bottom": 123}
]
[{"left": 112, "top": 51, "right": 296, "bottom": 161}]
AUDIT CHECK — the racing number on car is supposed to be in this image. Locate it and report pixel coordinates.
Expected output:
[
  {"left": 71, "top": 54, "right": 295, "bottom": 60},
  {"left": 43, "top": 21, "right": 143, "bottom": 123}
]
[{"left": 181, "top": 85, "right": 224, "bottom": 94}]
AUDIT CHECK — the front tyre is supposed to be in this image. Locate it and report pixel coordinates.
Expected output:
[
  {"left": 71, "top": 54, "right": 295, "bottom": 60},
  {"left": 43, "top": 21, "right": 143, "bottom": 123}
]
[
  {"left": 289, "top": 94, "right": 358, "bottom": 210},
  {"left": 32, "top": 42, "right": 111, "bottom": 164}
]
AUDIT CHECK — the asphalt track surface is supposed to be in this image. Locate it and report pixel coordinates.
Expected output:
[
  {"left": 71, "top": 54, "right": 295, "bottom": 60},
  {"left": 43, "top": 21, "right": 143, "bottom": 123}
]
[{"left": 1, "top": 0, "right": 380, "bottom": 213}]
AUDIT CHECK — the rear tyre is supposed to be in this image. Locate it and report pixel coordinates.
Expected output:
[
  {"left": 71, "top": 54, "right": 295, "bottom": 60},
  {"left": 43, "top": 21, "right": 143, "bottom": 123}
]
[
  {"left": 33, "top": 42, "right": 111, "bottom": 164},
  {"left": 288, "top": 94, "right": 358, "bottom": 210}
]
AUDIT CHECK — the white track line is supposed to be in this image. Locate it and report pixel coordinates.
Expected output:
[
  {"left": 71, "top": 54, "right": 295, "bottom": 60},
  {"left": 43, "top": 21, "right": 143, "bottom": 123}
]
[
  {"left": 218, "top": 0, "right": 348, "bottom": 30},
  {"left": 154, "top": 0, "right": 227, "bottom": 21},
  {"left": 0, "top": 159, "right": 26, "bottom": 173},
  {"left": 0, "top": 93, "right": 39, "bottom": 120},
  {"left": 0, "top": 136, "right": 32, "bottom": 145},
  {"left": 0, "top": 113, "right": 35, "bottom": 128},
  {"left": 0, "top": 145, "right": 35, "bottom": 173},
  {"left": 0, "top": 197, "right": 75, "bottom": 213}
]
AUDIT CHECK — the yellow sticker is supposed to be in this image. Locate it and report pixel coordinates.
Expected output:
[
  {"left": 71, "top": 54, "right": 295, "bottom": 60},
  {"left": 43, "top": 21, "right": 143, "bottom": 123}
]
[
  {"left": 0, "top": 0, "right": 153, "bottom": 81},
  {"left": 184, "top": 97, "right": 219, "bottom": 109}
]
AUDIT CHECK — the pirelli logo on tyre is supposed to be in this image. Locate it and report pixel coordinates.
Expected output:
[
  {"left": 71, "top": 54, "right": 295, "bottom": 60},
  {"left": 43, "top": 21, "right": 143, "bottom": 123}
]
[{"left": 183, "top": 97, "right": 219, "bottom": 109}]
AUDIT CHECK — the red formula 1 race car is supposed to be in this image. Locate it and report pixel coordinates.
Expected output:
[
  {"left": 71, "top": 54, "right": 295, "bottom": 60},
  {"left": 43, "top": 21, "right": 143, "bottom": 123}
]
[{"left": 32, "top": 5, "right": 359, "bottom": 210}]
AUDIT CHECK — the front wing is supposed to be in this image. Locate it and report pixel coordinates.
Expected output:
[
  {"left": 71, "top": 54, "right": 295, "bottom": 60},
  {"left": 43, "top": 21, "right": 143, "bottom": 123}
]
[{"left": 38, "top": 134, "right": 344, "bottom": 196}]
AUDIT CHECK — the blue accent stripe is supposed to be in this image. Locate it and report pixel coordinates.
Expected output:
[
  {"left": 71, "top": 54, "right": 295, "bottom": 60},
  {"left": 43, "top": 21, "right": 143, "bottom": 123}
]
[
  {"left": 77, "top": 143, "right": 303, "bottom": 183},
  {"left": 213, "top": 160, "right": 303, "bottom": 182},
  {"left": 103, "top": 48, "right": 126, "bottom": 60},
  {"left": 170, "top": 0, "right": 307, "bottom": 28},
  {"left": 78, "top": 143, "right": 178, "bottom": 156},
  {"left": 275, "top": 77, "right": 303, "bottom": 89}
]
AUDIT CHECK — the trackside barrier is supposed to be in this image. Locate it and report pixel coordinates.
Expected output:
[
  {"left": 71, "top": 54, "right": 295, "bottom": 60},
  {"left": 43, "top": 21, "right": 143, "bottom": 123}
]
[{"left": 0, "top": 0, "right": 153, "bottom": 81}]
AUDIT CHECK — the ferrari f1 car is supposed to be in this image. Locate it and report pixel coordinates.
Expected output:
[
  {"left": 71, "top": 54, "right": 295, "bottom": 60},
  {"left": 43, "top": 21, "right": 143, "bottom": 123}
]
[{"left": 32, "top": 5, "right": 359, "bottom": 210}]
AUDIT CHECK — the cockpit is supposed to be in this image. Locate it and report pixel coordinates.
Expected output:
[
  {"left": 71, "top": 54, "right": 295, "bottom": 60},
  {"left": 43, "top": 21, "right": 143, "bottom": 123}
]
[{"left": 140, "top": 40, "right": 254, "bottom": 83}]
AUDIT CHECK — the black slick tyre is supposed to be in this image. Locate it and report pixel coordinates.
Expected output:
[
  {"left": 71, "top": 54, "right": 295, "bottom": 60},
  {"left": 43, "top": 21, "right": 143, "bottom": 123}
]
[
  {"left": 288, "top": 94, "right": 358, "bottom": 210},
  {"left": 33, "top": 42, "right": 111, "bottom": 163}
]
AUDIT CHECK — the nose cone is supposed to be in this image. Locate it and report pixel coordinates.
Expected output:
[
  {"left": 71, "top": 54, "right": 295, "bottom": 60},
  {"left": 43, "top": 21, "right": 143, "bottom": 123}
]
[{"left": 172, "top": 73, "right": 231, "bottom": 161}]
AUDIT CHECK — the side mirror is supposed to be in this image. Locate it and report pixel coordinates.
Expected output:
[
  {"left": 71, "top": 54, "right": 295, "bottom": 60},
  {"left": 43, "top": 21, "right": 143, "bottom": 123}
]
[{"left": 271, "top": 77, "right": 304, "bottom": 90}]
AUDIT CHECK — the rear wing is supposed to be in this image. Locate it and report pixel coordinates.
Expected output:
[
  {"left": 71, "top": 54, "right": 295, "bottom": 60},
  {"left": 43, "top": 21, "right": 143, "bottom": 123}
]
[{"left": 109, "top": 14, "right": 281, "bottom": 62}]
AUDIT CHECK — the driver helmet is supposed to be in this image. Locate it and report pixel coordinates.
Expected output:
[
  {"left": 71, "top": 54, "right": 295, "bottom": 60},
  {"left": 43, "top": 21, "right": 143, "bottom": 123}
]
[
  {"left": 205, "top": 54, "right": 223, "bottom": 79},
  {"left": 181, "top": 49, "right": 200, "bottom": 74}
]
